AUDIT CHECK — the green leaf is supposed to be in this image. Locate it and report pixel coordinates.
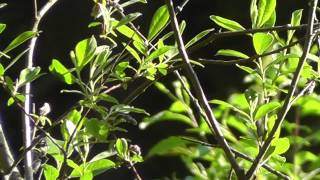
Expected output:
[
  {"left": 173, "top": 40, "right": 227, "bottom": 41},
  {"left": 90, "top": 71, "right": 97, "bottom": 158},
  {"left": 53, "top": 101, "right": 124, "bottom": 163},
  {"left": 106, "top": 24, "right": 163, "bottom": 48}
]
[
  {"left": 90, "top": 151, "right": 115, "bottom": 162},
  {"left": 3, "top": 31, "right": 36, "bottom": 53},
  {"left": 17, "top": 67, "right": 41, "bottom": 87},
  {"left": 169, "top": 101, "right": 188, "bottom": 113},
  {"left": 250, "top": 0, "right": 258, "bottom": 28},
  {"left": 257, "top": 0, "right": 277, "bottom": 27},
  {"left": 287, "top": 9, "right": 303, "bottom": 43},
  {"left": 80, "top": 172, "right": 93, "bottom": 180},
  {"left": 97, "top": 94, "right": 119, "bottom": 104},
  {"left": 139, "top": 110, "right": 193, "bottom": 129},
  {"left": 237, "top": 64, "right": 256, "bottom": 74},
  {"left": 116, "top": 138, "right": 129, "bottom": 160},
  {"left": 209, "top": 99, "right": 250, "bottom": 119},
  {"left": 210, "top": 15, "right": 245, "bottom": 31},
  {"left": 49, "top": 59, "right": 75, "bottom": 85},
  {"left": 86, "top": 159, "right": 115, "bottom": 176},
  {"left": 43, "top": 164, "right": 59, "bottom": 180},
  {"left": 75, "top": 36, "right": 97, "bottom": 70},
  {"left": 124, "top": 44, "right": 142, "bottom": 63},
  {"left": 271, "top": 137, "right": 290, "bottom": 155},
  {"left": 185, "top": 28, "right": 214, "bottom": 48},
  {"left": 216, "top": 49, "right": 249, "bottom": 59},
  {"left": 254, "top": 101, "right": 280, "bottom": 120},
  {"left": 253, "top": 33, "right": 274, "bottom": 55},
  {"left": 148, "top": 5, "right": 169, "bottom": 40},
  {"left": 145, "top": 46, "right": 174, "bottom": 63},
  {"left": 115, "top": 12, "right": 142, "bottom": 28},
  {"left": 0, "top": 63, "right": 4, "bottom": 76},
  {"left": 115, "top": 23, "right": 144, "bottom": 44},
  {"left": 147, "top": 136, "right": 191, "bottom": 158},
  {"left": 0, "top": 23, "right": 6, "bottom": 34},
  {"left": 85, "top": 118, "right": 109, "bottom": 141}
]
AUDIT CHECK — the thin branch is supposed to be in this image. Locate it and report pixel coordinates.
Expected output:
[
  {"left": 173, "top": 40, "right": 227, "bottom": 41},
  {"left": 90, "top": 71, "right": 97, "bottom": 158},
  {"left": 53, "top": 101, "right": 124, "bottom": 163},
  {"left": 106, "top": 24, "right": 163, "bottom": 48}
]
[
  {"left": 24, "top": 1, "right": 59, "bottom": 179},
  {"left": 128, "top": 161, "right": 143, "bottom": 180},
  {"left": 246, "top": 0, "right": 319, "bottom": 178},
  {"left": 165, "top": 0, "right": 245, "bottom": 178},
  {"left": 197, "top": 38, "right": 303, "bottom": 65}
]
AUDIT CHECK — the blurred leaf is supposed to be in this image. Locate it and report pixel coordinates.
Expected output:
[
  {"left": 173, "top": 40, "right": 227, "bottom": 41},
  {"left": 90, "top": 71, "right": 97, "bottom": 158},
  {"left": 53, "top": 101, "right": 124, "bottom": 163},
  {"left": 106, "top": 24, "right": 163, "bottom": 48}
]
[
  {"left": 49, "top": 59, "right": 75, "bottom": 85},
  {"left": 0, "top": 63, "right": 4, "bottom": 76},
  {"left": 254, "top": 101, "right": 280, "bottom": 120},
  {"left": 80, "top": 172, "right": 93, "bottom": 180},
  {"left": 210, "top": 15, "right": 245, "bottom": 31},
  {"left": 216, "top": 49, "right": 249, "bottom": 59},
  {"left": 257, "top": 0, "right": 276, "bottom": 27},
  {"left": 185, "top": 28, "right": 214, "bottom": 48},
  {"left": 86, "top": 159, "right": 115, "bottom": 176},
  {"left": 209, "top": 99, "right": 250, "bottom": 119},
  {"left": 147, "top": 136, "right": 191, "bottom": 158},
  {"left": 253, "top": 33, "right": 273, "bottom": 55},
  {"left": 148, "top": 5, "right": 169, "bottom": 40},
  {"left": 85, "top": 118, "right": 109, "bottom": 141},
  {"left": 3, "top": 31, "right": 36, "bottom": 53},
  {"left": 43, "top": 164, "right": 59, "bottom": 180},
  {"left": 90, "top": 151, "right": 115, "bottom": 162},
  {"left": 140, "top": 110, "right": 193, "bottom": 129},
  {"left": 169, "top": 101, "right": 188, "bottom": 113},
  {"left": 97, "top": 94, "right": 119, "bottom": 104}
]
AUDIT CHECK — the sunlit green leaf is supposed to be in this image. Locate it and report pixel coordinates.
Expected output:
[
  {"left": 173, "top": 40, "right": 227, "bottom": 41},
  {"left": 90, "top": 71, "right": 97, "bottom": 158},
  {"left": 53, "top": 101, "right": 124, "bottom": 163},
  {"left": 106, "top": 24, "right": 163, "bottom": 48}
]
[
  {"left": 49, "top": 59, "right": 75, "bottom": 85},
  {"left": 86, "top": 159, "right": 115, "bottom": 176},
  {"left": 148, "top": 5, "right": 169, "bottom": 40},
  {"left": 216, "top": 49, "right": 249, "bottom": 59},
  {"left": 115, "top": 12, "right": 142, "bottom": 28},
  {"left": 85, "top": 118, "right": 109, "bottom": 141},
  {"left": 123, "top": 44, "right": 141, "bottom": 63},
  {"left": 0, "top": 23, "right": 6, "bottom": 34},
  {"left": 0, "top": 63, "right": 4, "bottom": 76},
  {"left": 145, "top": 46, "right": 174, "bottom": 63},
  {"left": 210, "top": 15, "right": 245, "bottom": 31},
  {"left": 3, "top": 31, "right": 36, "bottom": 53},
  {"left": 287, "top": 9, "right": 303, "bottom": 43},
  {"left": 253, "top": 33, "right": 274, "bottom": 55},
  {"left": 75, "top": 36, "right": 97, "bottom": 70},
  {"left": 209, "top": 99, "right": 250, "bottom": 119},
  {"left": 17, "top": 66, "right": 41, "bottom": 87},
  {"left": 43, "top": 164, "right": 59, "bottom": 180},
  {"left": 115, "top": 23, "right": 144, "bottom": 44},
  {"left": 116, "top": 138, "right": 128, "bottom": 160},
  {"left": 257, "top": 0, "right": 276, "bottom": 27},
  {"left": 186, "top": 28, "right": 214, "bottom": 48},
  {"left": 271, "top": 137, "right": 290, "bottom": 155},
  {"left": 250, "top": 0, "right": 258, "bottom": 28}
]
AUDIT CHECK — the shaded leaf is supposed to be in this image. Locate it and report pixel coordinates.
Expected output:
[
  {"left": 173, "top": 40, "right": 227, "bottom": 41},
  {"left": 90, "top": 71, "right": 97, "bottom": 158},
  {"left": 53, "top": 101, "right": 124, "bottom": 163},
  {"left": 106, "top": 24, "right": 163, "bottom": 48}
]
[
  {"left": 0, "top": 23, "right": 6, "bottom": 34},
  {"left": 3, "top": 31, "right": 36, "bottom": 53},
  {"left": 115, "top": 12, "right": 142, "bottom": 28}
]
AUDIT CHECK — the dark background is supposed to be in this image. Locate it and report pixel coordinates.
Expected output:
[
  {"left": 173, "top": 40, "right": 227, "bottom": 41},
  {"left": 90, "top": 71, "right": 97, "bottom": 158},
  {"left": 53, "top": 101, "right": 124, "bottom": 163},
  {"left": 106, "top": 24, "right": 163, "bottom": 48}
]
[{"left": 0, "top": 0, "right": 308, "bottom": 179}]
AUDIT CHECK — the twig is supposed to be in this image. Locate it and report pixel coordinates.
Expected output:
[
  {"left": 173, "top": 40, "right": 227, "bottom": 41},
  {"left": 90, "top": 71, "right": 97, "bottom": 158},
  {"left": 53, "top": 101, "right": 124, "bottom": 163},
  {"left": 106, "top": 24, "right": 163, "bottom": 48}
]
[
  {"left": 128, "top": 161, "right": 143, "bottom": 180},
  {"left": 24, "top": 1, "right": 59, "bottom": 179},
  {"left": 197, "top": 38, "right": 303, "bottom": 65},
  {"left": 245, "top": 0, "right": 318, "bottom": 178},
  {"left": 165, "top": 0, "right": 245, "bottom": 178}
]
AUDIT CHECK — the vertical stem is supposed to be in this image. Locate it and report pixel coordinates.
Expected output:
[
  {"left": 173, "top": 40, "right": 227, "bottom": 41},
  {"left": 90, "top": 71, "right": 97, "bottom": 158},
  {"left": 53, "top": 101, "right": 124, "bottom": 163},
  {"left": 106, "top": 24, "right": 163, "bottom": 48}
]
[
  {"left": 246, "top": 0, "right": 318, "bottom": 178},
  {"left": 24, "top": 1, "right": 59, "bottom": 179},
  {"left": 165, "top": 0, "right": 245, "bottom": 178}
]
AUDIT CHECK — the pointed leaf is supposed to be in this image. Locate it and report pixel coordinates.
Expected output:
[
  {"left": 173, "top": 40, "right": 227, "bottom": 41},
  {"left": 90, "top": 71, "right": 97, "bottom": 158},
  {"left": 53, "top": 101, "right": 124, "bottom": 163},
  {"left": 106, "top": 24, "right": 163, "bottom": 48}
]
[
  {"left": 116, "top": 138, "right": 128, "bottom": 160},
  {"left": 209, "top": 99, "right": 250, "bottom": 119},
  {"left": 250, "top": 0, "right": 258, "bottom": 28},
  {"left": 49, "top": 59, "right": 75, "bottom": 85},
  {"left": 0, "top": 23, "right": 6, "bottom": 34},
  {"left": 3, "top": 31, "right": 36, "bottom": 53},
  {"left": 210, "top": 15, "right": 245, "bottom": 31},
  {"left": 115, "top": 12, "right": 142, "bottom": 28},
  {"left": 148, "top": 5, "right": 169, "bottom": 40},
  {"left": 253, "top": 33, "right": 274, "bottom": 55},
  {"left": 257, "top": 0, "right": 276, "bottom": 27},
  {"left": 145, "top": 46, "right": 174, "bottom": 63},
  {"left": 287, "top": 9, "right": 303, "bottom": 43},
  {"left": 216, "top": 49, "right": 249, "bottom": 59},
  {"left": 18, "top": 66, "right": 41, "bottom": 87},
  {"left": 186, "top": 28, "right": 214, "bottom": 48}
]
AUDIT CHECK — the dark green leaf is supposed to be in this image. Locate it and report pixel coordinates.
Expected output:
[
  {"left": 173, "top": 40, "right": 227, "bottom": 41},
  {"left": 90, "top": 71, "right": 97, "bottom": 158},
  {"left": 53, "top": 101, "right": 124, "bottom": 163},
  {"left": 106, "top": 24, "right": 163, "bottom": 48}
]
[
  {"left": 3, "top": 31, "right": 36, "bottom": 53},
  {"left": 85, "top": 118, "right": 109, "bottom": 141},
  {"left": 216, "top": 49, "right": 249, "bottom": 59},
  {"left": 49, "top": 59, "right": 75, "bottom": 85},
  {"left": 210, "top": 15, "right": 245, "bottom": 31},
  {"left": 97, "top": 94, "right": 119, "bottom": 104},
  {"left": 253, "top": 33, "right": 274, "bottom": 55},
  {"left": 148, "top": 5, "right": 169, "bottom": 40}
]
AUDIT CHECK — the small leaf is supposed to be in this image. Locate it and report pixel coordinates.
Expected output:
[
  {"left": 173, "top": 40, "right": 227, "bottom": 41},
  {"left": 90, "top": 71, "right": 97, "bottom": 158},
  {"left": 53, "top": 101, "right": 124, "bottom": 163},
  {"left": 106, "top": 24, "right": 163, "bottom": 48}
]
[
  {"left": 3, "top": 31, "right": 36, "bottom": 53},
  {"left": 124, "top": 44, "right": 142, "bottom": 63},
  {"left": 0, "top": 63, "right": 4, "bottom": 76},
  {"left": 148, "top": 5, "right": 169, "bottom": 40},
  {"left": 209, "top": 99, "right": 250, "bottom": 119},
  {"left": 43, "top": 164, "right": 59, "bottom": 180},
  {"left": 115, "top": 23, "right": 144, "bottom": 44},
  {"left": 254, "top": 101, "right": 281, "bottom": 120},
  {"left": 185, "top": 28, "right": 214, "bottom": 48},
  {"left": 210, "top": 15, "right": 245, "bottom": 31},
  {"left": 287, "top": 9, "right": 303, "bottom": 43},
  {"left": 253, "top": 33, "right": 274, "bottom": 55},
  {"left": 250, "top": 0, "right": 258, "bottom": 28},
  {"left": 85, "top": 118, "right": 109, "bottom": 141},
  {"left": 216, "top": 49, "right": 249, "bottom": 59},
  {"left": 49, "top": 59, "right": 75, "bottom": 85},
  {"left": 75, "top": 36, "right": 97, "bottom": 70},
  {"left": 257, "top": 0, "right": 277, "bottom": 27},
  {"left": 271, "top": 137, "right": 290, "bottom": 155},
  {"left": 236, "top": 64, "right": 256, "bottom": 74},
  {"left": 0, "top": 23, "right": 6, "bottom": 34},
  {"left": 116, "top": 138, "right": 129, "bottom": 160}
]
